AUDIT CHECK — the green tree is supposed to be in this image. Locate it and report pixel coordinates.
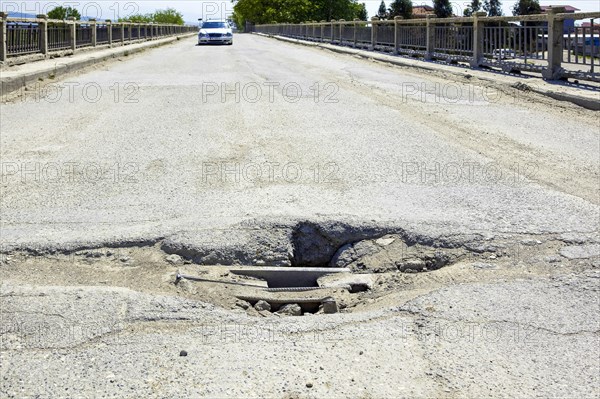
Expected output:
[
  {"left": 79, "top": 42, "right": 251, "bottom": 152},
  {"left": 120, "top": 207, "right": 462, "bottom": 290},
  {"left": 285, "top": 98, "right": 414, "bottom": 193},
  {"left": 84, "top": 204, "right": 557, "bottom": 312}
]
[
  {"left": 233, "top": 0, "right": 305, "bottom": 24},
  {"left": 47, "top": 6, "right": 81, "bottom": 20},
  {"left": 389, "top": 0, "right": 413, "bottom": 19},
  {"left": 484, "top": 0, "right": 503, "bottom": 16},
  {"left": 119, "top": 14, "right": 152, "bottom": 23},
  {"left": 377, "top": 0, "right": 388, "bottom": 19},
  {"left": 357, "top": 3, "right": 368, "bottom": 20},
  {"left": 233, "top": 0, "right": 365, "bottom": 25},
  {"left": 463, "top": 0, "right": 482, "bottom": 16},
  {"left": 433, "top": 0, "right": 453, "bottom": 17},
  {"left": 120, "top": 8, "right": 184, "bottom": 25},
  {"left": 152, "top": 8, "right": 185, "bottom": 25},
  {"left": 512, "top": 0, "right": 541, "bottom": 15},
  {"left": 320, "top": 0, "right": 365, "bottom": 21}
]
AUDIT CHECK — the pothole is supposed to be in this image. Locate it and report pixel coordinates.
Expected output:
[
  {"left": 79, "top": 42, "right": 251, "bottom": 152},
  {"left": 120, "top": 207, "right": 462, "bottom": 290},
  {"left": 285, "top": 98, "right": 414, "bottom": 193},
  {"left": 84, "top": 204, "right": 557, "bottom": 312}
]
[{"left": 2, "top": 224, "right": 598, "bottom": 318}]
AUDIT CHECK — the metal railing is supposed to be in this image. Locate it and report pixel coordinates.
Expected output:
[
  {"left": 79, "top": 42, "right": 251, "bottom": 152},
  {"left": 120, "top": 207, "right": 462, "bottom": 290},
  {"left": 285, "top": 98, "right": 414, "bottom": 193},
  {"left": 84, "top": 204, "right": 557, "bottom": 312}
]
[
  {"left": 435, "top": 24, "right": 473, "bottom": 60},
  {"left": 76, "top": 23, "right": 93, "bottom": 48},
  {"left": 6, "top": 21, "right": 40, "bottom": 55},
  {"left": 563, "top": 23, "right": 599, "bottom": 77},
  {"left": 96, "top": 24, "right": 109, "bottom": 44},
  {"left": 0, "top": 13, "right": 197, "bottom": 62},
  {"left": 255, "top": 9, "right": 600, "bottom": 82},
  {"left": 48, "top": 22, "right": 70, "bottom": 51}
]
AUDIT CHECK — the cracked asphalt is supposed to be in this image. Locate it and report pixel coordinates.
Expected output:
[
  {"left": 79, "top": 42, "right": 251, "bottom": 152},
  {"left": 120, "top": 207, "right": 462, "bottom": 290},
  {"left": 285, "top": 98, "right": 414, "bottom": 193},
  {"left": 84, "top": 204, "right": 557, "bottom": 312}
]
[
  {"left": 1, "top": 34, "right": 599, "bottom": 398},
  {"left": 1, "top": 34, "right": 599, "bottom": 251}
]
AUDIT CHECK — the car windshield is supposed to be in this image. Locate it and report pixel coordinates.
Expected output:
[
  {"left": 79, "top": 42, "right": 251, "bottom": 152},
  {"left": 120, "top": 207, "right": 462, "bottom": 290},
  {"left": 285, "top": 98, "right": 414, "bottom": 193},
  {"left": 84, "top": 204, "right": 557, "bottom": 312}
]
[{"left": 202, "top": 22, "right": 228, "bottom": 29}]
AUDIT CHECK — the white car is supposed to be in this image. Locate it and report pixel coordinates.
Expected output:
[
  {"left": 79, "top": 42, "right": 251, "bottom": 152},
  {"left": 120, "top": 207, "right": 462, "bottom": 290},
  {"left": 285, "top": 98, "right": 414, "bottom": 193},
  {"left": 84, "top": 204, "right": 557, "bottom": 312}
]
[
  {"left": 492, "top": 48, "right": 516, "bottom": 60},
  {"left": 198, "top": 21, "right": 233, "bottom": 45}
]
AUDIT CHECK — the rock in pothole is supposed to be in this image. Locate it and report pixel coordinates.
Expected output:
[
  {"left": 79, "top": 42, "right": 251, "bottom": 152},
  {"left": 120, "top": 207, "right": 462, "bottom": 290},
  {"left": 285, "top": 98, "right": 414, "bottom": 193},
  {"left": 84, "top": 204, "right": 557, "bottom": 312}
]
[
  {"left": 276, "top": 303, "right": 302, "bottom": 316},
  {"left": 166, "top": 254, "right": 183, "bottom": 264},
  {"left": 254, "top": 300, "right": 271, "bottom": 312},
  {"left": 317, "top": 273, "right": 374, "bottom": 292}
]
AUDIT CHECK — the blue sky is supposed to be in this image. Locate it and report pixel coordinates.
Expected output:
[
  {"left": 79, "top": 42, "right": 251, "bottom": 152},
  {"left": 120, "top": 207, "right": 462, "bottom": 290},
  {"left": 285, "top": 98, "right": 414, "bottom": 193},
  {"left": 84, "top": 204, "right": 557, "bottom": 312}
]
[{"left": 2, "top": 0, "right": 598, "bottom": 22}]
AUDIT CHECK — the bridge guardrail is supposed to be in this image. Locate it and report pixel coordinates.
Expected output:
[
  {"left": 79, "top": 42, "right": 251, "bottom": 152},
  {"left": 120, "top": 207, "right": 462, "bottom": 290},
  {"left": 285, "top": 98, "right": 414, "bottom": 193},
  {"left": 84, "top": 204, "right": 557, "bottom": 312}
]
[
  {"left": 0, "top": 13, "right": 197, "bottom": 63},
  {"left": 255, "top": 9, "right": 600, "bottom": 83}
]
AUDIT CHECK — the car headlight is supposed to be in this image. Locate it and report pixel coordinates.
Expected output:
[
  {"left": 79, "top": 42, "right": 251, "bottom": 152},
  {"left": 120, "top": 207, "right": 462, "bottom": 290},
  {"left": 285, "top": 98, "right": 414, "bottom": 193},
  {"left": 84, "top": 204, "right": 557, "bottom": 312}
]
[{"left": 225, "top": 32, "right": 232, "bottom": 36}]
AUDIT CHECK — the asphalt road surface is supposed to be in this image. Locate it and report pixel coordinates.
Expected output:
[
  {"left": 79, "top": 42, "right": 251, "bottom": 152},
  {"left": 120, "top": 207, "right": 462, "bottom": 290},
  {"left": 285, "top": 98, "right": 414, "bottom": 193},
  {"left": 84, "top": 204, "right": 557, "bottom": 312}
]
[
  {"left": 1, "top": 34, "right": 599, "bottom": 398},
  {"left": 2, "top": 33, "right": 599, "bottom": 251}
]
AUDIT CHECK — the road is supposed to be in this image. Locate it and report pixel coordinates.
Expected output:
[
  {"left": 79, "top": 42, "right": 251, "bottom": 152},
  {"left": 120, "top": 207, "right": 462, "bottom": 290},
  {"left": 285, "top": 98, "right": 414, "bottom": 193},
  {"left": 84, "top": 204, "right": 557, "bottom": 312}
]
[
  {"left": 1, "top": 34, "right": 599, "bottom": 398},
  {"left": 1, "top": 33, "right": 599, "bottom": 252}
]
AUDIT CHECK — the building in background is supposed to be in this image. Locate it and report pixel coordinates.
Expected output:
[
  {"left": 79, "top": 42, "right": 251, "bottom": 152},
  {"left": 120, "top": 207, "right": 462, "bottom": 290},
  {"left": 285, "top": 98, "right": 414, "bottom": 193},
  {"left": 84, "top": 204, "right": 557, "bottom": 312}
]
[
  {"left": 541, "top": 5, "right": 580, "bottom": 33},
  {"left": 412, "top": 5, "right": 435, "bottom": 18}
]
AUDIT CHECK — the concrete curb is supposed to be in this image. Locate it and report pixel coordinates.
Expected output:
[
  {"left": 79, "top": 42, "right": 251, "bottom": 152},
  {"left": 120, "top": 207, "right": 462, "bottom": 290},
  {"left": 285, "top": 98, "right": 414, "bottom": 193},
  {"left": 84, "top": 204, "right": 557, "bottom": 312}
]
[
  {"left": 535, "top": 90, "right": 600, "bottom": 111},
  {"left": 1, "top": 33, "right": 196, "bottom": 96},
  {"left": 255, "top": 33, "right": 600, "bottom": 111}
]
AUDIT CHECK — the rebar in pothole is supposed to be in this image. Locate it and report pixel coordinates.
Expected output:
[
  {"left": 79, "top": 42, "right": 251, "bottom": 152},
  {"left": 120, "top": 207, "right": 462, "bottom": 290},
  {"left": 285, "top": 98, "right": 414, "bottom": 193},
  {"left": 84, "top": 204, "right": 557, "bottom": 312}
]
[{"left": 176, "top": 272, "right": 344, "bottom": 292}]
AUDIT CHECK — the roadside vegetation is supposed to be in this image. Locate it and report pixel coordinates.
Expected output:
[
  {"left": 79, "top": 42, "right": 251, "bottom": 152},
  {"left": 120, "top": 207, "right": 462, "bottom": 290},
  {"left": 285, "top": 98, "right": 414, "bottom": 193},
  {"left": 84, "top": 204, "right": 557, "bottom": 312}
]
[
  {"left": 118, "top": 8, "right": 185, "bottom": 25},
  {"left": 47, "top": 6, "right": 81, "bottom": 20},
  {"left": 232, "top": 0, "right": 368, "bottom": 26},
  {"left": 45, "top": 5, "right": 185, "bottom": 25},
  {"left": 235, "top": 0, "right": 548, "bottom": 27}
]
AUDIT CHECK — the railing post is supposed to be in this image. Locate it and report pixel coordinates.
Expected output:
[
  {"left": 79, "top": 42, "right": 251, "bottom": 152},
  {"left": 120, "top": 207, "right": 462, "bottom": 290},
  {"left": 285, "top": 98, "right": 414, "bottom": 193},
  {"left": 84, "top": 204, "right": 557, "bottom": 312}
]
[
  {"left": 137, "top": 23, "right": 141, "bottom": 40},
  {"left": 128, "top": 23, "right": 132, "bottom": 41},
  {"left": 106, "top": 20, "right": 112, "bottom": 46},
  {"left": 320, "top": 20, "right": 326, "bottom": 42},
  {"left": 425, "top": 14, "right": 436, "bottom": 60},
  {"left": 37, "top": 14, "right": 48, "bottom": 55},
  {"left": 0, "top": 12, "right": 7, "bottom": 62},
  {"left": 88, "top": 18, "right": 97, "bottom": 47},
  {"left": 370, "top": 17, "right": 378, "bottom": 51},
  {"left": 330, "top": 20, "right": 336, "bottom": 42},
  {"left": 120, "top": 22, "right": 125, "bottom": 44},
  {"left": 394, "top": 16, "right": 403, "bottom": 54},
  {"left": 339, "top": 19, "right": 345, "bottom": 44},
  {"left": 69, "top": 17, "right": 76, "bottom": 51},
  {"left": 543, "top": 7, "right": 566, "bottom": 80},
  {"left": 353, "top": 18, "right": 359, "bottom": 47},
  {"left": 470, "top": 12, "right": 487, "bottom": 67}
]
